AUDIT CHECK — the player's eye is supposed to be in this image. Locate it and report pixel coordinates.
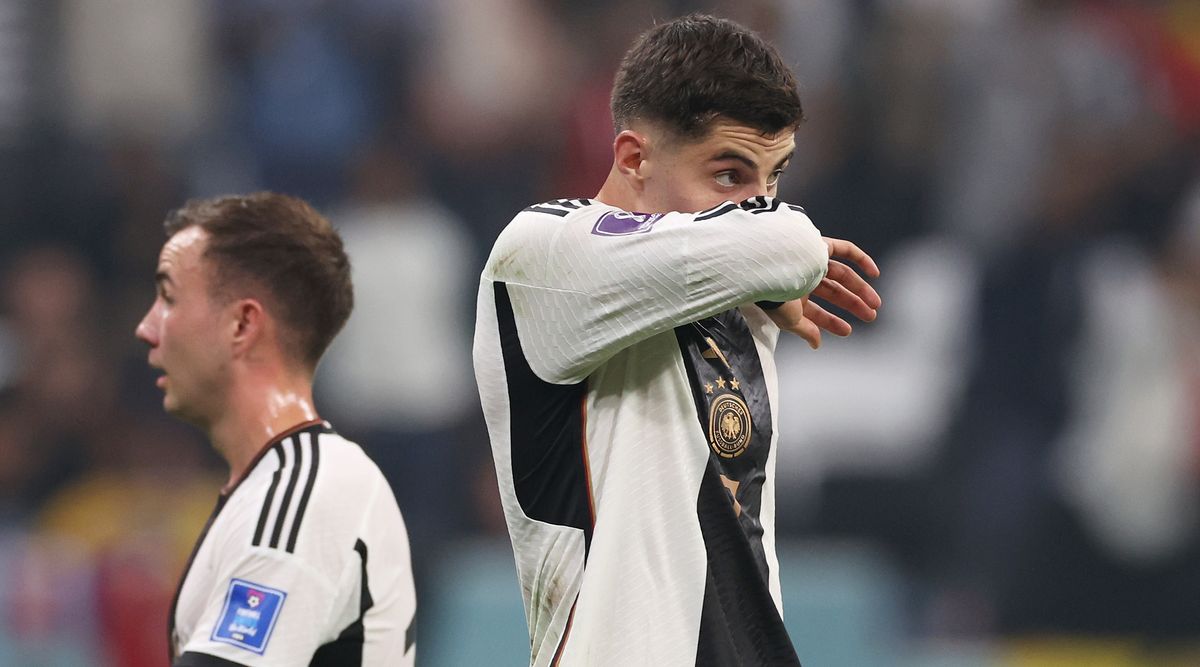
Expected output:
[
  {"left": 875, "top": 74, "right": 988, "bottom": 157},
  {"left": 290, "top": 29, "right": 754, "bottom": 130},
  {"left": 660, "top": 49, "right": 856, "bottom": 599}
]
[
  {"left": 714, "top": 171, "right": 739, "bottom": 187},
  {"left": 767, "top": 169, "right": 784, "bottom": 187}
]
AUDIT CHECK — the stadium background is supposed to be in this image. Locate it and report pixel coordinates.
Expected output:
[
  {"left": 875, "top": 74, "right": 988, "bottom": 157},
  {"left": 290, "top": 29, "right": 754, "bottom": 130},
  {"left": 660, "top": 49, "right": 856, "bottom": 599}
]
[{"left": 0, "top": 0, "right": 1197, "bottom": 665}]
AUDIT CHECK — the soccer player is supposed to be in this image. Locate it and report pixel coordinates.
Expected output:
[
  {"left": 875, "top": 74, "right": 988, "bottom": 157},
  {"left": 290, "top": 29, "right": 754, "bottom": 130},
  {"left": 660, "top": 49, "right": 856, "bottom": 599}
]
[
  {"left": 473, "top": 14, "right": 881, "bottom": 666},
  {"left": 135, "top": 193, "right": 416, "bottom": 667}
]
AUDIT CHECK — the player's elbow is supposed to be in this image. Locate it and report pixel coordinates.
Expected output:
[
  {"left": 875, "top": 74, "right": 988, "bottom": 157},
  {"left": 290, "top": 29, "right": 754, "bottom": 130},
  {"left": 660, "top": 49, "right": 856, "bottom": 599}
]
[{"left": 755, "top": 223, "right": 828, "bottom": 301}]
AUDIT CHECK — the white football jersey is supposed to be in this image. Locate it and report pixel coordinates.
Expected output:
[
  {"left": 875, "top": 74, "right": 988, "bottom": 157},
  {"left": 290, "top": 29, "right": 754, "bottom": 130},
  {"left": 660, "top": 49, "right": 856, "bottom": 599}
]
[
  {"left": 170, "top": 421, "right": 416, "bottom": 667},
  {"left": 473, "top": 197, "right": 828, "bottom": 666}
]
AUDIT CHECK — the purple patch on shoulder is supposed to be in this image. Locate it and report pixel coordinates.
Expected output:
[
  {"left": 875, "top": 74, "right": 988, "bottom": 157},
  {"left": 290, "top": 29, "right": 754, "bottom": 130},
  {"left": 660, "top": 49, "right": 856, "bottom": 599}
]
[{"left": 591, "top": 211, "right": 664, "bottom": 237}]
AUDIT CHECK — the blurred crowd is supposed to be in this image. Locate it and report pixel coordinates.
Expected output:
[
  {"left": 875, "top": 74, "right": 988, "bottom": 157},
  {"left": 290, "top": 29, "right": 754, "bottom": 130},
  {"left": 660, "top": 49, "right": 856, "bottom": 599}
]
[{"left": 0, "top": 0, "right": 1197, "bottom": 664}]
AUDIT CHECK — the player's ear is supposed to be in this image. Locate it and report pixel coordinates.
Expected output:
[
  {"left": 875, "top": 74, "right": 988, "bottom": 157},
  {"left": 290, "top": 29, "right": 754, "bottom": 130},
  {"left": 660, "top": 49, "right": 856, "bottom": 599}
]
[
  {"left": 613, "top": 129, "right": 648, "bottom": 190},
  {"left": 230, "top": 298, "right": 267, "bottom": 357}
]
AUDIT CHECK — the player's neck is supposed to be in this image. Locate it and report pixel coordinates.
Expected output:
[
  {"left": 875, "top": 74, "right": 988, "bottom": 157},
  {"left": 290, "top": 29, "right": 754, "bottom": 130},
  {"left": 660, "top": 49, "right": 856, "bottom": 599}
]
[
  {"left": 595, "top": 166, "right": 645, "bottom": 212},
  {"left": 209, "top": 368, "right": 319, "bottom": 492}
]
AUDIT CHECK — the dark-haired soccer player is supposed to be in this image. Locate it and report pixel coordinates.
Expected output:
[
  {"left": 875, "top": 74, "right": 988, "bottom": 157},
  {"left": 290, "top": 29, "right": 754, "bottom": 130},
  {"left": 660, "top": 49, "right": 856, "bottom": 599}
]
[
  {"left": 474, "top": 14, "right": 881, "bottom": 666},
  {"left": 136, "top": 193, "right": 416, "bottom": 666}
]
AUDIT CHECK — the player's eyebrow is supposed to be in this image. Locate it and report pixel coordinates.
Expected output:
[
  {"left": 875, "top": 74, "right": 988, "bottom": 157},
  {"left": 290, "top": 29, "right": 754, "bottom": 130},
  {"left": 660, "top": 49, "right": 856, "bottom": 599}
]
[
  {"left": 710, "top": 150, "right": 758, "bottom": 171},
  {"left": 710, "top": 150, "right": 795, "bottom": 172}
]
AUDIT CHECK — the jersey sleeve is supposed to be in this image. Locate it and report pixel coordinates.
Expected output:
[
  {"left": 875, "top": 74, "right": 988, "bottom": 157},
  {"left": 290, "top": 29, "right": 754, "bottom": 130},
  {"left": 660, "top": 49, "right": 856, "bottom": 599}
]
[
  {"left": 173, "top": 547, "right": 348, "bottom": 666},
  {"left": 483, "top": 197, "right": 829, "bottom": 384}
]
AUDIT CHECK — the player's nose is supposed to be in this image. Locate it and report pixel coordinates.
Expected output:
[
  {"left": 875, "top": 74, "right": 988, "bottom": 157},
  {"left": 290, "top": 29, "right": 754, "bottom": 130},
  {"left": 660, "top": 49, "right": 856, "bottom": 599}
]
[
  {"left": 747, "top": 179, "right": 772, "bottom": 199},
  {"left": 745, "top": 185, "right": 770, "bottom": 200},
  {"left": 135, "top": 311, "right": 157, "bottom": 346}
]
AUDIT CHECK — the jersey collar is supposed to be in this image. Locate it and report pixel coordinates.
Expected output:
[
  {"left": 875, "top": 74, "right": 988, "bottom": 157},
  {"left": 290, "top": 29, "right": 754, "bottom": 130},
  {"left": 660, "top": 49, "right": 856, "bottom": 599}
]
[{"left": 220, "top": 418, "right": 330, "bottom": 496}]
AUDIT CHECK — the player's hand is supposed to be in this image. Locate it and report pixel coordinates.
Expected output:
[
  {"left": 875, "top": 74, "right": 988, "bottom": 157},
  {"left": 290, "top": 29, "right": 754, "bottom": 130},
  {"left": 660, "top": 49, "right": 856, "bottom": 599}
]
[{"left": 764, "top": 237, "right": 881, "bottom": 349}]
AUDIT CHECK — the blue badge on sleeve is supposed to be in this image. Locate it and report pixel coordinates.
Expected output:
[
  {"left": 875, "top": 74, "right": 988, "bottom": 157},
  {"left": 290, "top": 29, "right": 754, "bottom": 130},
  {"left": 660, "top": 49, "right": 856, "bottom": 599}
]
[{"left": 211, "top": 578, "right": 287, "bottom": 654}]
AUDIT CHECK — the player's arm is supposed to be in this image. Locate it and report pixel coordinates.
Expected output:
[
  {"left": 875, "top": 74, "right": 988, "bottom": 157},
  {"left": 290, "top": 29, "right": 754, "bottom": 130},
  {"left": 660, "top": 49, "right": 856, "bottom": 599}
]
[
  {"left": 173, "top": 549, "right": 344, "bottom": 667},
  {"left": 486, "top": 198, "right": 840, "bottom": 383},
  {"left": 760, "top": 236, "right": 881, "bottom": 349}
]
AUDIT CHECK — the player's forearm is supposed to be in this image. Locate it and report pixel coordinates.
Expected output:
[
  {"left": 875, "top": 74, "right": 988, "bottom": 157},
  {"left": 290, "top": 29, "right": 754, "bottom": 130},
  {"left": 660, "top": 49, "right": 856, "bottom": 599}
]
[{"left": 681, "top": 206, "right": 830, "bottom": 308}]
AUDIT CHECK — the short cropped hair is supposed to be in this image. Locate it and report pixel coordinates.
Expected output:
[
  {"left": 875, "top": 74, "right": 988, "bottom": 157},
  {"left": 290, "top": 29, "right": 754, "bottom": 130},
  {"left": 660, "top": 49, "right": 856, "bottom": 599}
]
[
  {"left": 164, "top": 192, "right": 353, "bottom": 369},
  {"left": 611, "top": 14, "right": 803, "bottom": 140}
]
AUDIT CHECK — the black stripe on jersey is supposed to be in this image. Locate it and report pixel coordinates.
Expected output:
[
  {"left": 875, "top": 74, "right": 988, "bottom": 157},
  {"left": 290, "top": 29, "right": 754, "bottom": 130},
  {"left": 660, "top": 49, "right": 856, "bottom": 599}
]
[
  {"left": 693, "top": 465, "right": 800, "bottom": 666},
  {"left": 740, "top": 196, "right": 769, "bottom": 211},
  {"left": 311, "top": 539, "right": 376, "bottom": 666},
  {"left": 523, "top": 205, "right": 571, "bottom": 217},
  {"left": 696, "top": 202, "right": 739, "bottom": 221},
  {"left": 696, "top": 201, "right": 730, "bottom": 218},
  {"left": 749, "top": 198, "right": 782, "bottom": 215},
  {"left": 269, "top": 436, "right": 304, "bottom": 549},
  {"left": 405, "top": 614, "right": 417, "bottom": 654},
  {"left": 286, "top": 432, "right": 320, "bottom": 553},
  {"left": 786, "top": 204, "right": 805, "bottom": 213},
  {"left": 493, "top": 282, "right": 595, "bottom": 550},
  {"left": 169, "top": 494, "right": 231, "bottom": 664},
  {"left": 175, "top": 652, "right": 250, "bottom": 666},
  {"left": 549, "top": 198, "right": 580, "bottom": 209},
  {"left": 674, "top": 312, "right": 801, "bottom": 666},
  {"left": 252, "top": 443, "right": 286, "bottom": 547}
]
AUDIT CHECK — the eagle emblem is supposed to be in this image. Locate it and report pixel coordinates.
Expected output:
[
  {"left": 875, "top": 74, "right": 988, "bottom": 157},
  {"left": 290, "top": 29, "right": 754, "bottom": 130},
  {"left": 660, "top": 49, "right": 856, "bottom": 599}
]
[{"left": 708, "top": 393, "right": 752, "bottom": 458}]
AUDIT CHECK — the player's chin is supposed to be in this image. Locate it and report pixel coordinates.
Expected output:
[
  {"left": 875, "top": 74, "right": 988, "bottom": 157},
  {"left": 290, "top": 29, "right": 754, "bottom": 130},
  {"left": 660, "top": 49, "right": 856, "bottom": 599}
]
[{"left": 162, "top": 391, "right": 187, "bottom": 417}]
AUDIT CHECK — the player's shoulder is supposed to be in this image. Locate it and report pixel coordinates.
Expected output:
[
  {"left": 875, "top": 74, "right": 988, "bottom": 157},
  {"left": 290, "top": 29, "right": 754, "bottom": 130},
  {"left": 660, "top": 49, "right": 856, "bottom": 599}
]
[
  {"left": 518, "top": 197, "right": 604, "bottom": 219},
  {"left": 307, "top": 427, "right": 389, "bottom": 500},
  {"left": 504, "top": 198, "right": 620, "bottom": 235},
  {"left": 275, "top": 427, "right": 397, "bottom": 547},
  {"left": 485, "top": 198, "right": 614, "bottom": 278},
  {"left": 500, "top": 196, "right": 687, "bottom": 244},
  {"left": 234, "top": 424, "right": 390, "bottom": 530}
]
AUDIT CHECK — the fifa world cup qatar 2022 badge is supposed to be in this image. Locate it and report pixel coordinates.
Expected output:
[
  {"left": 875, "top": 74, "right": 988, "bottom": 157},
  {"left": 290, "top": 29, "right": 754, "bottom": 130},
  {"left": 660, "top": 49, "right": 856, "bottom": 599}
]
[
  {"left": 211, "top": 578, "right": 287, "bottom": 654},
  {"left": 591, "top": 210, "right": 664, "bottom": 236},
  {"left": 708, "top": 383, "right": 752, "bottom": 459}
]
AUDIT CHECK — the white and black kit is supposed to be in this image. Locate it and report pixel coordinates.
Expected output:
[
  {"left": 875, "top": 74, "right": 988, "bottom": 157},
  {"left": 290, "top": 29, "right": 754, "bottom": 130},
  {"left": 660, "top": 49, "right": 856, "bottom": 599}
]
[
  {"left": 474, "top": 197, "right": 829, "bottom": 666},
  {"left": 170, "top": 421, "right": 416, "bottom": 667}
]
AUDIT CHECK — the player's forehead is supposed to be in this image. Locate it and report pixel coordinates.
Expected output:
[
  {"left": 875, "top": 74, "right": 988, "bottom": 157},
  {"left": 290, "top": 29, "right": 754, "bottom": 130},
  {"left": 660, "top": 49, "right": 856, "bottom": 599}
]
[
  {"left": 691, "top": 119, "right": 796, "bottom": 165},
  {"left": 157, "top": 225, "right": 209, "bottom": 283}
]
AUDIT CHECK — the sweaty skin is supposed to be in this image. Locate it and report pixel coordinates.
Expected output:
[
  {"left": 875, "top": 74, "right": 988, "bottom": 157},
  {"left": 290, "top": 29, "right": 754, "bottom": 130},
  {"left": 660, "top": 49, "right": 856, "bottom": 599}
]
[{"left": 136, "top": 226, "right": 319, "bottom": 489}]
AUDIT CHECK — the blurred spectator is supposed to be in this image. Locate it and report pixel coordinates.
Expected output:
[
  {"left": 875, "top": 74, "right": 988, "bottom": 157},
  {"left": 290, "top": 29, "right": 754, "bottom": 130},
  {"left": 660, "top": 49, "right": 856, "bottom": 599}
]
[
  {"left": 0, "top": 0, "right": 1197, "bottom": 662},
  {"left": 921, "top": 0, "right": 1200, "bottom": 638},
  {"left": 321, "top": 141, "right": 475, "bottom": 436},
  {"left": 1055, "top": 206, "right": 1199, "bottom": 564},
  {"left": 35, "top": 418, "right": 218, "bottom": 667},
  {"left": 412, "top": 0, "right": 572, "bottom": 242},
  {"left": 58, "top": 0, "right": 216, "bottom": 147},
  {"left": 0, "top": 0, "right": 34, "bottom": 148},
  {"left": 929, "top": 0, "right": 1144, "bottom": 256},
  {"left": 0, "top": 532, "right": 99, "bottom": 665},
  {"left": 0, "top": 248, "right": 108, "bottom": 520},
  {"left": 550, "top": 0, "right": 669, "bottom": 197}
]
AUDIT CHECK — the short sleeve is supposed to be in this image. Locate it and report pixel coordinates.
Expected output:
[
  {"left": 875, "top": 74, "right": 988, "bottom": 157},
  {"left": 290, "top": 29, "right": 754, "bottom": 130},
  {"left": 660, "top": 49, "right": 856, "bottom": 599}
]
[{"left": 174, "top": 549, "right": 345, "bottom": 666}]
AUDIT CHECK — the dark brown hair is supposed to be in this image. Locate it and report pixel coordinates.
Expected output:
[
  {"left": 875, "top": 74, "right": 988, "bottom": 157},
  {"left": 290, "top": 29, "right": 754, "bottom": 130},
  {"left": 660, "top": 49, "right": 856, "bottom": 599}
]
[
  {"left": 611, "top": 14, "right": 803, "bottom": 140},
  {"left": 164, "top": 192, "right": 353, "bottom": 369}
]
